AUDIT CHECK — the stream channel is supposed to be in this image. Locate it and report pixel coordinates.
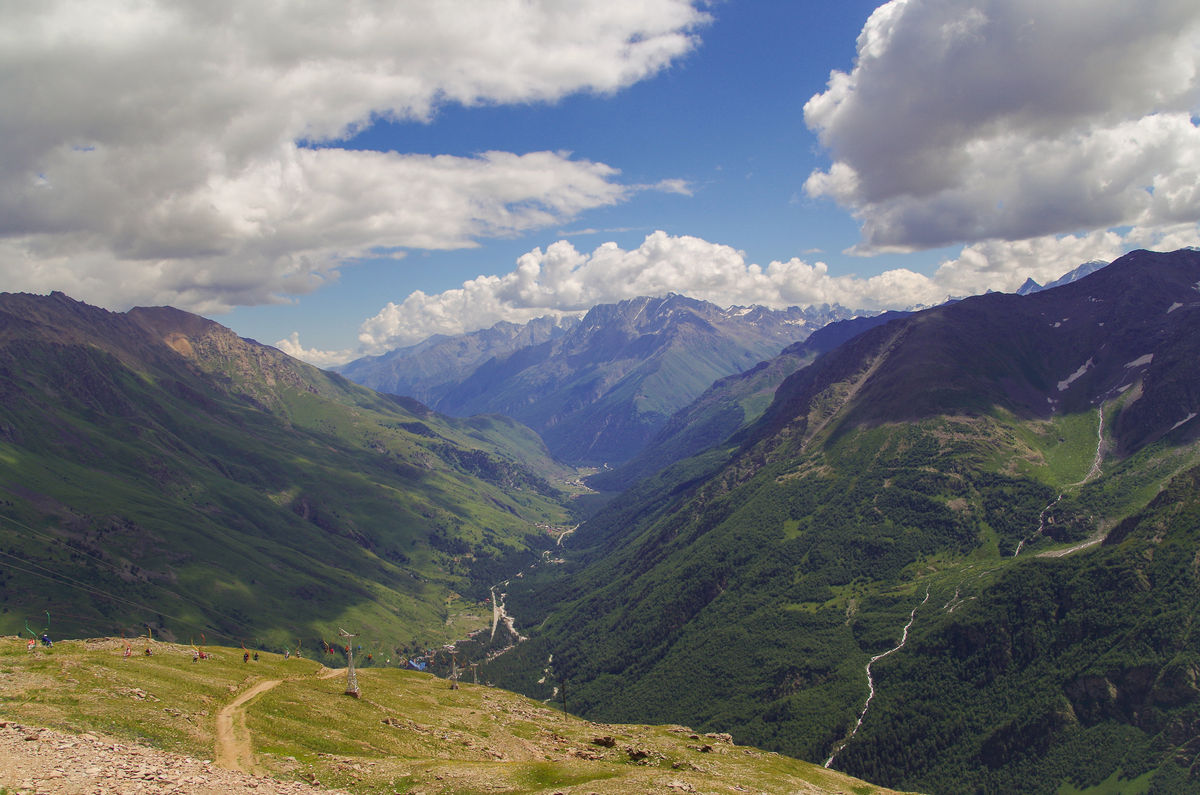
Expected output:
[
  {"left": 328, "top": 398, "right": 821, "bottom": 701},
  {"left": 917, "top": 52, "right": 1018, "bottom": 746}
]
[{"left": 824, "top": 587, "right": 931, "bottom": 769}]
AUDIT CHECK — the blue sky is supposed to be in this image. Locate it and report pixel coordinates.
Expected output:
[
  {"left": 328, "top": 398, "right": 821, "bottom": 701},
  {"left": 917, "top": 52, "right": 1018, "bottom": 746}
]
[
  {"left": 230, "top": 0, "right": 911, "bottom": 355},
  {"left": 5, "top": 1, "right": 1200, "bottom": 366}
]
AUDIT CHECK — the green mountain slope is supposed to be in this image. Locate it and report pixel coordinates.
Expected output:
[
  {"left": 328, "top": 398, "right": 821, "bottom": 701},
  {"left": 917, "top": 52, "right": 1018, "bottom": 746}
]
[
  {"left": 483, "top": 249, "right": 1200, "bottom": 793},
  {"left": 0, "top": 292, "right": 577, "bottom": 651},
  {"left": 837, "top": 462, "right": 1200, "bottom": 793}
]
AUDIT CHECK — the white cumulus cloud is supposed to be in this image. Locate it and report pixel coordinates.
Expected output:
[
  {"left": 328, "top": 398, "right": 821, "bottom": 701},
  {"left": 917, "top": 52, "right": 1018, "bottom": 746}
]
[
  {"left": 0, "top": 0, "right": 708, "bottom": 313},
  {"left": 932, "top": 223, "right": 1200, "bottom": 296},
  {"left": 349, "top": 224, "right": 1200, "bottom": 359},
  {"left": 355, "top": 231, "right": 953, "bottom": 352},
  {"left": 274, "top": 332, "right": 354, "bottom": 371},
  {"left": 804, "top": 0, "right": 1200, "bottom": 252}
]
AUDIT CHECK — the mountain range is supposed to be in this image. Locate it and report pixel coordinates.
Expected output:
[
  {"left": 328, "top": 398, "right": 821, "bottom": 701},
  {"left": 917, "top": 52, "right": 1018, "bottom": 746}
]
[
  {"left": 483, "top": 249, "right": 1200, "bottom": 793},
  {"left": 587, "top": 310, "right": 913, "bottom": 493},
  {"left": 4, "top": 250, "right": 1199, "bottom": 793},
  {"left": 339, "top": 294, "right": 863, "bottom": 466},
  {"left": 338, "top": 314, "right": 579, "bottom": 404},
  {"left": 1016, "top": 258, "right": 1110, "bottom": 295}
]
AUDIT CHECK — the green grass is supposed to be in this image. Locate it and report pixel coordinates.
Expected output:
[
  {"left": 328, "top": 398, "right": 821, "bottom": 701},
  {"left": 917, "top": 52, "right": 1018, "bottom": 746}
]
[
  {"left": 0, "top": 637, "right": 908, "bottom": 795},
  {"left": 1016, "top": 410, "right": 1103, "bottom": 485},
  {"left": 1057, "top": 768, "right": 1155, "bottom": 795}
]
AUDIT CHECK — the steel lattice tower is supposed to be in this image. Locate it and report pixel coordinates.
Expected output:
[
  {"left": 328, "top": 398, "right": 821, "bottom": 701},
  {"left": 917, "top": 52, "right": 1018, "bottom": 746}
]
[{"left": 339, "top": 628, "right": 361, "bottom": 698}]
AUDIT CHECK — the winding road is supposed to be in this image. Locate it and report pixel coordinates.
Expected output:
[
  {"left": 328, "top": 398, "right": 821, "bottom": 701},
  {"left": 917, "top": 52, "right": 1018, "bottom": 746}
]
[{"left": 215, "top": 679, "right": 282, "bottom": 773}]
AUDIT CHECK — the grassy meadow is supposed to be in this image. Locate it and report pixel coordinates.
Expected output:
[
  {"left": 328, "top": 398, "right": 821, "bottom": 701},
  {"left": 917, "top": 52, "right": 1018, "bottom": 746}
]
[{"left": 0, "top": 636, "right": 910, "bottom": 794}]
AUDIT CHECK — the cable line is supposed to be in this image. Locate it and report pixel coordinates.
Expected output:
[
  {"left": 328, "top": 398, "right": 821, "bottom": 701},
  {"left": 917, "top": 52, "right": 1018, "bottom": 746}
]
[
  {"left": 0, "top": 512, "right": 260, "bottom": 642},
  {"left": 0, "top": 548, "right": 240, "bottom": 644}
]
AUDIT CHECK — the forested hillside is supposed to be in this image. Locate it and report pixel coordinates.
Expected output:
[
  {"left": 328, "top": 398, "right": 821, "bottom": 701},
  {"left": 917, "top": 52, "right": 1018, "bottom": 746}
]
[{"left": 484, "top": 249, "right": 1200, "bottom": 793}]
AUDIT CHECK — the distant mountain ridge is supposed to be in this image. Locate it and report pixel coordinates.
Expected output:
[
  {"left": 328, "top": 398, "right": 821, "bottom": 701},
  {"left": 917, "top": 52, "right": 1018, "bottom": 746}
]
[
  {"left": 338, "top": 314, "right": 579, "bottom": 404},
  {"left": 587, "top": 310, "right": 912, "bottom": 492},
  {"left": 752, "top": 250, "right": 1199, "bottom": 455},
  {"left": 1016, "top": 258, "right": 1109, "bottom": 295},
  {"left": 341, "top": 294, "right": 865, "bottom": 465}
]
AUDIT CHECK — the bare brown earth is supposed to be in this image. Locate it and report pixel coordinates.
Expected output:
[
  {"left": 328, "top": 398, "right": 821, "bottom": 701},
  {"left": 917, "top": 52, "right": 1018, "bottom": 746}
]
[
  {"left": 215, "top": 678, "right": 284, "bottom": 773},
  {"left": 0, "top": 719, "right": 347, "bottom": 795},
  {"left": 214, "top": 658, "right": 348, "bottom": 775}
]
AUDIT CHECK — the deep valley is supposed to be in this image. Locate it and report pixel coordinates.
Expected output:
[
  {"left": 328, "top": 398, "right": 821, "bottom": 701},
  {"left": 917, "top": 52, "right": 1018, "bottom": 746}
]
[{"left": 3, "top": 249, "right": 1200, "bottom": 794}]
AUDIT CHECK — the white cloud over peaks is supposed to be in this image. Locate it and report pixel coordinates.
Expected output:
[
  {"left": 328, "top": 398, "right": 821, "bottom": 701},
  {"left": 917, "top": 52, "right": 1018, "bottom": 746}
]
[
  {"left": 274, "top": 332, "right": 354, "bottom": 371},
  {"left": 804, "top": 0, "right": 1200, "bottom": 252},
  {"left": 932, "top": 223, "right": 1200, "bottom": 296},
  {"left": 356, "top": 231, "right": 953, "bottom": 352},
  {"left": 0, "top": 0, "right": 707, "bottom": 313},
  {"left": 355, "top": 223, "right": 1200, "bottom": 356}
]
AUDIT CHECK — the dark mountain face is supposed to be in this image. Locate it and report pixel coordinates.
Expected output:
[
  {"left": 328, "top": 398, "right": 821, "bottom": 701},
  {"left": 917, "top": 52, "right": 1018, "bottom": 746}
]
[
  {"left": 755, "top": 249, "right": 1200, "bottom": 456},
  {"left": 342, "top": 293, "right": 862, "bottom": 465},
  {"left": 483, "top": 249, "right": 1200, "bottom": 793},
  {"left": 0, "top": 291, "right": 573, "bottom": 648}
]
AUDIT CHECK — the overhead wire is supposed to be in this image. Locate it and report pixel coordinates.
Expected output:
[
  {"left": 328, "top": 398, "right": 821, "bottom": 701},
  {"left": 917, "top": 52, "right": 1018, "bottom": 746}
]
[
  {"left": 0, "top": 547, "right": 232, "bottom": 634},
  {"left": 0, "top": 514, "right": 249, "bottom": 644},
  {"left": 0, "top": 511, "right": 303, "bottom": 639},
  {"left": 0, "top": 513, "right": 412, "bottom": 660},
  {"left": 0, "top": 550, "right": 242, "bottom": 644},
  {"left": 0, "top": 512, "right": 395, "bottom": 654},
  {"left": 0, "top": 551, "right": 169, "bottom": 616}
]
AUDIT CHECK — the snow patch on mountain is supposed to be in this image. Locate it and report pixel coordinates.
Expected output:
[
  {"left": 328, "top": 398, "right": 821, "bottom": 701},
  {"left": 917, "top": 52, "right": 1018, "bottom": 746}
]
[
  {"left": 1170, "top": 413, "right": 1197, "bottom": 432},
  {"left": 1057, "top": 358, "right": 1094, "bottom": 391}
]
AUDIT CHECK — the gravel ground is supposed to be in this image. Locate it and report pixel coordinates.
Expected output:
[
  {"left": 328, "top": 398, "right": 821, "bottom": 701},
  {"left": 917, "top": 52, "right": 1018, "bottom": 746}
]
[{"left": 0, "top": 720, "right": 348, "bottom": 795}]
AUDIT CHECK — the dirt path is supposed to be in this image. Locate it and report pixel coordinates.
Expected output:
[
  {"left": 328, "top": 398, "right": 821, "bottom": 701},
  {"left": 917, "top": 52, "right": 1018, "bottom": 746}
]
[
  {"left": 215, "top": 679, "right": 282, "bottom": 773},
  {"left": 215, "top": 666, "right": 344, "bottom": 773},
  {"left": 1038, "top": 532, "right": 1105, "bottom": 557}
]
